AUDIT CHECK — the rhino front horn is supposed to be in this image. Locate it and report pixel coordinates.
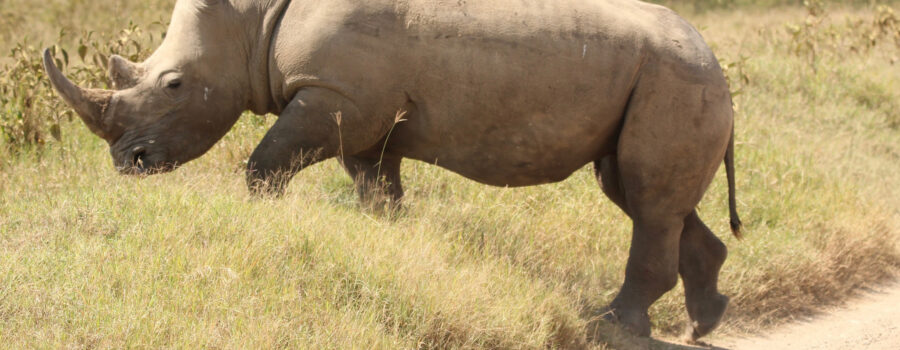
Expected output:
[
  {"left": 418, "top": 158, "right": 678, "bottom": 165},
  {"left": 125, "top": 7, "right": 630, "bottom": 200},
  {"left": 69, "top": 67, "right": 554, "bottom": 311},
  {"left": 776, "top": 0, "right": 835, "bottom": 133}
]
[{"left": 42, "top": 48, "right": 115, "bottom": 140}]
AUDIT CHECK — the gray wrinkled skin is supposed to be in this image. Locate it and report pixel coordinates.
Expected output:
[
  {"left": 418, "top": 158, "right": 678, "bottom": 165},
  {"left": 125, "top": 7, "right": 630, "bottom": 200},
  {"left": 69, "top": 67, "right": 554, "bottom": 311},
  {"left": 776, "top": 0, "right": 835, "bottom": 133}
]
[{"left": 44, "top": 0, "right": 742, "bottom": 341}]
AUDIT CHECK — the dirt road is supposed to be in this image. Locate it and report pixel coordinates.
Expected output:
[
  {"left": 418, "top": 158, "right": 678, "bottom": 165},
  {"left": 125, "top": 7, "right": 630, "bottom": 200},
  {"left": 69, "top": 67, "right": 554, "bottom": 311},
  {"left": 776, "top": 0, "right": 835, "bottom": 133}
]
[{"left": 708, "top": 280, "right": 900, "bottom": 350}]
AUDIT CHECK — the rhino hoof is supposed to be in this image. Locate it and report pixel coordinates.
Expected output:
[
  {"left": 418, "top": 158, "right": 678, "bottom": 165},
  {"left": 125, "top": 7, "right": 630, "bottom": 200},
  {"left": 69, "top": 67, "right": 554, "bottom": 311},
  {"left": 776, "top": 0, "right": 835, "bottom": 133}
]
[
  {"left": 602, "top": 306, "right": 652, "bottom": 337},
  {"left": 684, "top": 293, "right": 729, "bottom": 342}
]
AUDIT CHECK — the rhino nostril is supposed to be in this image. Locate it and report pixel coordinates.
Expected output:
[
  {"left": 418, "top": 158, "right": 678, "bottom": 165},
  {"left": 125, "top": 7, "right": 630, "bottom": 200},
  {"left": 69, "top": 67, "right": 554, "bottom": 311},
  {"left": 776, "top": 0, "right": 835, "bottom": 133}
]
[{"left": 131, "top": 146, "right": 146, "bottom": 167}]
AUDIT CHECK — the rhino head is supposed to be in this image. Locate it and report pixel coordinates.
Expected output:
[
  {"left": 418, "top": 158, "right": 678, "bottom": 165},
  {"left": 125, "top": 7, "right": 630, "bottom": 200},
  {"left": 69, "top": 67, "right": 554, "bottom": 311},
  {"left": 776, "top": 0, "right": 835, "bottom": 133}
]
[{"left": 43, "top": 0, "right": 263, "bottom": 175}]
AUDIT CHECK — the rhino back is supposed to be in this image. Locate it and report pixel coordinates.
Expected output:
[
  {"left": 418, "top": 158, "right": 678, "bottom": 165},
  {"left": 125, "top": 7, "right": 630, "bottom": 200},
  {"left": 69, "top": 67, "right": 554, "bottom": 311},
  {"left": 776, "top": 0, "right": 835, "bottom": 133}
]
[{"left": 269, "top": 0, "right": 720, "bottom": 186}]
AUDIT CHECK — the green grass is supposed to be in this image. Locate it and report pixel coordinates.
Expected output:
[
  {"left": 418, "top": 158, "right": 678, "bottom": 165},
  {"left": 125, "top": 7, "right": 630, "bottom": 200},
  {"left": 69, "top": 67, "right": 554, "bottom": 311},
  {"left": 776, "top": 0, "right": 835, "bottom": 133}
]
[{"left": 2, "top": 1, "right": 900, "bottom": 349}]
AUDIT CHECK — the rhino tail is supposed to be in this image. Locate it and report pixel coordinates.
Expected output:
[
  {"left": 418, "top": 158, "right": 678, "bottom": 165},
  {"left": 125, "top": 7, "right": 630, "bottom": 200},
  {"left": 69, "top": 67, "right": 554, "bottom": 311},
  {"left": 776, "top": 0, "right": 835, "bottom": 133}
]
[{"left": 725, "top": 126, "right": 743, "bottom": 239}]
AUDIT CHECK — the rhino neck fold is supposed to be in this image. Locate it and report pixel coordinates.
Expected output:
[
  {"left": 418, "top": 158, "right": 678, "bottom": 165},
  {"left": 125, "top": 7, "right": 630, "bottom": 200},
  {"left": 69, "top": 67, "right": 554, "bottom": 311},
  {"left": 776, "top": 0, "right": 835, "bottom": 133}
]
[{"left": 236, "top": 0, "right": 293, "bottom": 116}]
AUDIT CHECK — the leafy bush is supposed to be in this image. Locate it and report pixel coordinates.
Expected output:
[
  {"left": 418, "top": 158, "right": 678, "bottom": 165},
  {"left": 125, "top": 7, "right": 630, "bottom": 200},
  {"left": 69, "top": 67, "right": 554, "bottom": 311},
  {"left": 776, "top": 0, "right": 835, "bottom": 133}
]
[
  {"left": 0, "top": 43, "right": 68, "bottom": 146},
  {"left": 787, "top": 1, "right": 900, "bottom": 62},
  {"left": 0, "top": 24, "right": 156, "bottom": 149}
]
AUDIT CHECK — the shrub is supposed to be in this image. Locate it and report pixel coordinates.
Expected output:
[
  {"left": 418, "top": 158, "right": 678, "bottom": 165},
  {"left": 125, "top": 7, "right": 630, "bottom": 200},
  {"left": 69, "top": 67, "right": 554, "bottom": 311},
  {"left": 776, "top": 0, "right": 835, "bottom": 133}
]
[{"left": 0, "top": 23, "right": 156, "bottom": 149}]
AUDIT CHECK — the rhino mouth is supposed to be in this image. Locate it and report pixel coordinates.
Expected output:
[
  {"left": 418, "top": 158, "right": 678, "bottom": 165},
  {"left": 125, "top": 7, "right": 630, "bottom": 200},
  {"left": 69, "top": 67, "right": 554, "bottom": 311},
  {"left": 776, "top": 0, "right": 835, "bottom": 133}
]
[{"left": 114, "top": 143, "right": 177, "bottom": 176}]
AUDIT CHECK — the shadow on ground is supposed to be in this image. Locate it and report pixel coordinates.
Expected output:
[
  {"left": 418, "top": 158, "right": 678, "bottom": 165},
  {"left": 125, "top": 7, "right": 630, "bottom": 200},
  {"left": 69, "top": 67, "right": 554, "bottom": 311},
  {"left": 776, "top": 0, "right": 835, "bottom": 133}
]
[
  {"left": 647, "top": 338, "right": 732, "bottom": 350},
  {"left": 586, "top": 316, "right": 734, "bottom": 350}
]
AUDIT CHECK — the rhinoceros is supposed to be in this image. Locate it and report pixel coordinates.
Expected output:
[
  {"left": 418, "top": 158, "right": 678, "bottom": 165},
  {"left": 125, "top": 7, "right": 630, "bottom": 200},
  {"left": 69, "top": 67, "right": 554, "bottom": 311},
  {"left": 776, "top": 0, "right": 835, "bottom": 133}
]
[{"left": 43, "top": 0, "right": 742, "bottom": 341}]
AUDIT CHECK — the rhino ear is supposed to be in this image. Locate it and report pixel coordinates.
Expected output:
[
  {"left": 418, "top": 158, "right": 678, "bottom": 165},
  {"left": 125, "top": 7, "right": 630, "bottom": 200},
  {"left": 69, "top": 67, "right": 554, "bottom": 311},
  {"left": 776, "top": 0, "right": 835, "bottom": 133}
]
[{"left": 108, "top": 55, "right": 143, "bottom": 90}]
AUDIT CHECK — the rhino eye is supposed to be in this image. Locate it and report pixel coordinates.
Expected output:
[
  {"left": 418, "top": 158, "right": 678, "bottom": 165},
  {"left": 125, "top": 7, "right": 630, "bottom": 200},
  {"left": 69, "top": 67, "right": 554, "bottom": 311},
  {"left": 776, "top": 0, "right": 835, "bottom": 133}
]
[{"left": 166, "top": 79, "right": 182, "bottom": 89}]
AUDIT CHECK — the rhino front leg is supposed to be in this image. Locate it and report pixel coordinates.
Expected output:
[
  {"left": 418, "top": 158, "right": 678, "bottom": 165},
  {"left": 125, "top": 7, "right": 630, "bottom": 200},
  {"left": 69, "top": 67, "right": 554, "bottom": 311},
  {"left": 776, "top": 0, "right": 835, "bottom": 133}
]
[
  {"left": 246, "top": 87, "right": 387, "bottom": 196},
  {"left": 340, "top": 152, "right": 404, "bottom": 212}
]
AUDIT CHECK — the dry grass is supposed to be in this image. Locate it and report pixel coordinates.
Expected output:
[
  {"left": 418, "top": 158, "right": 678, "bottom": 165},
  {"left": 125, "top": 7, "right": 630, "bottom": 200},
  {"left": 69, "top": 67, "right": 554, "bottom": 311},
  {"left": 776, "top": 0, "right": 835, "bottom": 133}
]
[{"left": 1, "top": 1, "right": 900, "bottom": 349}]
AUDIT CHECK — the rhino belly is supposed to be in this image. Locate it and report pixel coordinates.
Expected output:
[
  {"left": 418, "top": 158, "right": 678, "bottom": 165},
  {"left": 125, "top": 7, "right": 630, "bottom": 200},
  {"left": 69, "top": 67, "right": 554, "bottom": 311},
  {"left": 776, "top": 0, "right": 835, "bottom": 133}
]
[{"left": 389, "top": 106, "right": 623, "bottom": 187}]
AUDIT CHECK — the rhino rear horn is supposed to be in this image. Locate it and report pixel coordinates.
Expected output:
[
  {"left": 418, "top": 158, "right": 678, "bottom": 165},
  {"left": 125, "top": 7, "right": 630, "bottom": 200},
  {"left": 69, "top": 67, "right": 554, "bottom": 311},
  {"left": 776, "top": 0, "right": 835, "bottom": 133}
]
[
  {"left": 43, "top": 48, "right": 115, "bottom": 140},
  {"left": 108, "top": 55, "right": 143, "bottom": 90}
]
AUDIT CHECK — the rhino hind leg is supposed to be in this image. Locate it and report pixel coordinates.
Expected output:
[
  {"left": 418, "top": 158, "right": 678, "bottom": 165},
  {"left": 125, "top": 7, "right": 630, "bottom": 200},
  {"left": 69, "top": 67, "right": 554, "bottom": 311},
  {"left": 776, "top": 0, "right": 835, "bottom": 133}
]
[
  {"left": 598, "top": 65, "right": 733, "bottom": 339},
  {"left": 595, "top": 156, "right": 628, "bottom": 214},
  {"left": 595, "top": 153, "right": 684, "bottom": 337},
  {"left": 596, "top": 157, "right": 729, "bottom": 340},
  {"left": 340, "top": 152, "right": 404, "bottom": 212},
  {"left": 679, "top": 211, "right": 729, "bottom": 342},
  {"left": 607, "top": 214, "right": 683, "bottom": 338}
]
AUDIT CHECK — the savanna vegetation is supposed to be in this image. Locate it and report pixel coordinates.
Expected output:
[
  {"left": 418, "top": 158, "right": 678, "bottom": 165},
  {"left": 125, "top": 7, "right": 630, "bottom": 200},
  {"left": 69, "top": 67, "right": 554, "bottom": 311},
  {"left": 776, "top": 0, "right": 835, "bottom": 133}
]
[{"left": 1, "top": 0, "right": 899, "bottom": 348}]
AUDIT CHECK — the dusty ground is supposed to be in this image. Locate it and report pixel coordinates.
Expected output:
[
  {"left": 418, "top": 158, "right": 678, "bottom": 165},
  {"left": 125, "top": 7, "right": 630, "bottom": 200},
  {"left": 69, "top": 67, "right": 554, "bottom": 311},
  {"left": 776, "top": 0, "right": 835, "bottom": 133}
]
[{"left": 656, "top": 280, "right": 900, "bottom": 350}]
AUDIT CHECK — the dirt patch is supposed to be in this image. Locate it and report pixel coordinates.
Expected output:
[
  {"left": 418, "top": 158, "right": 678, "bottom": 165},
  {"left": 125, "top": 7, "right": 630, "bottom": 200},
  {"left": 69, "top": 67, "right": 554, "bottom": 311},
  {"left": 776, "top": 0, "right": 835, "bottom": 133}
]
[{"left": 704, "top": 280, "right": 900, "bottom": 349}]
